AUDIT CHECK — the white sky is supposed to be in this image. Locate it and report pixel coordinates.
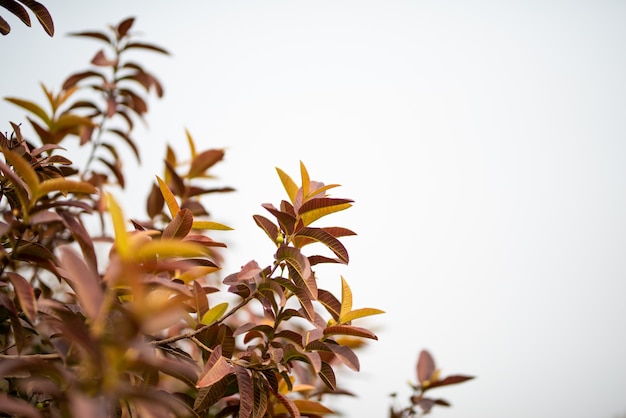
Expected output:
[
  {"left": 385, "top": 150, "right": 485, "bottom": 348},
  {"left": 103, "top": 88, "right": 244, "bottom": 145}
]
[{"left": 2, "top": 1, "right": 626, "bottom": 417}]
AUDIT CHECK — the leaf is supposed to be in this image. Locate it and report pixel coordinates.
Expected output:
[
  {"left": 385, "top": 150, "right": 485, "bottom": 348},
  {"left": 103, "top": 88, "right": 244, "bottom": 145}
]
[
  {"left": 162, "top": 208, "right": 193, "bottom": 239},
  {"left": 428, "top": 374, "right": 475, "bottom": 389},
  {"left": 270, "top": 388, "right": 300, "bottom": 418},
  {"left": 318, "top": 362, "right": 336, "bottom": 391},
  {"left": 276, "top": 246, "right": 314, "bottom": 296},
  {"left": 188, "top": 149, "right": 224, "bottom": 178},
  {"left": 185, "top": 128, "right": 196, "bottom": 159},
  {"left": 194, "top": 374, "right": 234, "bottom": 412},
  {"left": 133, "top": 240, "right": 211, "bottom": 260},
  {"left": 156, "top": 175, "right": 180, "bottom": 218},
  {"left": 235, "top": 366, "right": 253, "bottom": 418},
  {"left": 3, "top": 148, "right": 39, "bottom": 195},
  {"left": 298, "top": 198, "right": 353, "bottom": 226},
  {"left": 326, "top": 343, "right": 360, "bottom": 371},
  {"left": 5, "top": 272, "right": 36, "bottom": 323},
  {"left": 200, "top": 302, "right": 228, "bottom": 326},
  {"left": 253, "top": 215, "right": 279, "bottom": 243},
  {"left": 293, "top": 227, "right": 349, "bottom": 263},
  {"left": 123, "top": 41, "right": 170, "bottom": 55},
  {"left": 62, "top": 70, "right": 103, "bottom": 89},
  {"left": 317, "top": 289, "right": 341, "bottom": 321},
  {"left": 4, "top": 97, "right": 50, "bottom": 125},
  {"left": 192, "top": 281, "right": 209, "bottom": 318},
  {"left": 107, "top": 193, "right": 130, "bottom": 257},
  {"left": 69, "top": 30, "right": 111, "bottom": 43},
  {"left": 251, "top": 373, "right": 269, "bottom": 418},
  {"left": 340, "top": 307, "right": 385, "bottom": 323},
  {"left": 0, "top": 293, "right": 25, "bottom": 353},
  {"left": 275, "top": 167, "right": 298, "bottom": 204},
  {"left": 19, "top": 0, "right": 54, "bottom": 36},
  {"left": 291, "top": 399, "right": 334, "bottom": 416},
  {"left": 323, "top": 325, "right": 378, "bottom": 340},
  {"left": 116, "top": 17, "right": 134, "bottom": 37},
  {"left": 58, "top": 246, "right": 103, "bottom": 321},
  {"left": 339, "top": 276, "right": 352, "bottom": 322},
  {"left": 417, "top": 350, "right": 436, "bottom": 385},
  {"left": 191, "top": 220, "right": 233, "bottom": 231},
  {"left": 196, "top": 345, "right": 233, "bottom": 388},
  {"left": 1, "top": 0, "right": 30, "bottom": 27},
  {"left": 34, "top": 178, "right": 96, "bottom": 200},
  {"left": 262, "top": 203, "right": 296, "bottom": 235},
  {"left": 0, "top": 392, "right": 43, "bottom": 418},
  {"left": 299, "top": 161, "right": 311, "bottom": 197}
]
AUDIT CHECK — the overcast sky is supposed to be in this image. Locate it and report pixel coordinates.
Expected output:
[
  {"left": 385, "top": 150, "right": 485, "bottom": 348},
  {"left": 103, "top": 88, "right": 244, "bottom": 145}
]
[{"left": 2, "top": 1, "right": 626, "bottom": 417}]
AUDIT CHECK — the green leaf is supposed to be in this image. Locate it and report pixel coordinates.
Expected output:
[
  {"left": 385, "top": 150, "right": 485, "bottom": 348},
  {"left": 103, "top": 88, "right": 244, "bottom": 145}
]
[{"left": 200, "top": 302, "right": 229, "bottom": 326}]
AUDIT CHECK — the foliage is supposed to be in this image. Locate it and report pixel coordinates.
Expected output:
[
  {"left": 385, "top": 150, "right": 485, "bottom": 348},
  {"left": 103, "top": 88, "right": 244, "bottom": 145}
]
[
  {"left": 0, "top": 13, "right": 473, "bottom": 418},
  {"left": 0, "top": 0, "right": 53, "bottom": 36}
]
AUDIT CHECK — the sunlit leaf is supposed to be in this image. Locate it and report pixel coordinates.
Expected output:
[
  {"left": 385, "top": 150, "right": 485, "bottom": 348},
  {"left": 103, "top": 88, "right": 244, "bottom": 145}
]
[
  {"left": 299, "top": 198, "right": 352, "bottom": 226},
  {"left": 275, "top": 167, "right": 298, "bottom": 204},
  {"left": 299, "top": 161, "right": 310, "bottom": 197},
  {"left": 340, "top": 307, "right": 385, "bottom": 323},
  {"left": 133, "top": 240, "right": 211, "bottom": 260},
  {"left": 107, "top": 193, "right": 130, "bottom": 257},
  {"left": 34, "top": 178, "right": 96, "bottom": 200},
  {"left": 156, "top": 175, "right": 180, "bottom": 218},
  {"left": 292, "top": 399, "right": 334, "bottom": 416},
  {"left": 271, "top": 389, "right": 300, "bottom": 418},
  {"left": 3, "top": 148, "right": 39, "bottom": 195},
  {"left": 339, "top": 276, "right": 352, "bottom": 322},
  {"left": 185, "top": 128, "right": 197, "bottom": 159},
  {"left": 191, "top": 220, "right": 233, "bottom": 231},
  {"left": 200, "top": 302, "right": 228, "bottom": 326}
]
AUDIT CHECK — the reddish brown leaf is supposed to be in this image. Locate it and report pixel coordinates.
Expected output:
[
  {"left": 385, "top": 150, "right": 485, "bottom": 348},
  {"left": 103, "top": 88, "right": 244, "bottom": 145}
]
[
  {"left": 188, "top": 149, "right": 224, "bottom": 178},
  {"left": 162, "top": 208, "right": 193, "bottom": 239},
  {"left": 317, "top": 289, "right": 341, "bottom": 321},
  {"left": 428, "top": 374, "right": 475, "bottom": 389},
  {"left": 323, "top": 325, "right": 378, "bottom": 340},
  {"left": 193, "top": 281, "right": 209, "bottom": 318},
  {"left": 116, "top": 17, "right": 134, "bottom": 38},
  {"left": 270, "top": 388, "right": 300, "bottom": 418},
  {"left": 417, "top": 350, "right": 436, "bottom": 385},
  {"left": 0, "top": 293, "right": 25, "bottom": 354},
  {"left": 58, "top": 246, "right": 103, "bottom": 321},
  {"left": 197, "top": 345, "right": 234, "bottom": 388},
  {"left": 0, "top": 392, "right": 43, "bottom": 418},
  {"left": 293, "top": 227, "right": 349, "bottom": 263},
  {"left": 5, "top": 272, "right": 36, "bottom": 323},
  {"left": 326, "top": 343, "right": 359, "bottom": 371},
  {"left": 62, "top": 70, "right": 103, "bottom": 90},
  {"left": 91, "top": 49, "right": 117, "bottom": 67},
  {"left": 235, "top": 366, "right": 253, "bottom": 418},
  {"left": 262, "top": 203, "right": 296, "bottom": 235},
  {"left": 253, "top": 214, "right": 279, "bottom": 243},
  {"left": 318, "top": 362, "right": 336, "bottom": 391},
  {"left": 123, "top": 41, "right": 170, "bottom": 55}
]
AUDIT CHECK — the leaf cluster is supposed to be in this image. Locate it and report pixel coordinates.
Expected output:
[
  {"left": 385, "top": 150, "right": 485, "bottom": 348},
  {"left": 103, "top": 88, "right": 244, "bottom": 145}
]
[{"left": 1, "top": 11, "right": 474, "bottom": 418}]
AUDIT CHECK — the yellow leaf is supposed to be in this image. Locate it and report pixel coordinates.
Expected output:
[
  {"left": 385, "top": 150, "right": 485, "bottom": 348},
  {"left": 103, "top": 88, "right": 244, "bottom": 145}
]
[
  {"left": 299, "top": 161, "right": 310, "bottom": 197},
  {"left": 107, "top": 193, "right": 130, "bottom": 258},
  {"left": 4, "top": 97, "right": 51, "bottom": 126},
  {"left": 340, "top": 307, "right": 386, "bottom": 323},
  {"left": 3, "top": 149, "right": 39, "bottom": 196},
  {"left": 274, "top": 399, "right": 334, "bottom": 416},
  {"left": 133, "top": 240, "right": 211, "bottom": 260},
  {"left": 156, "top": 175, "right": 180, "bottom": 218},
  {"left": 35, "top": 178, "right": 96, "bottom": 199},
  {"left": 301, "top": 203, "right": 352, "bottom": 226},
  {"left": 200, "top": 302, "right": 228, "bottom": 325},
  {"left": 339, "top": 276, "right": 352, "bottom": 323},
  {"left": 275, "top": 167, "right": 298, "bottom": 204},
  {"left": 191, "top": 220, "right": 233, "bottom": 231},
  {"left": 178, "top": 266, "right": 220, "bottom": 284},
  {"left": 185, "top": 128, "right": 197, "bottom": 159}
]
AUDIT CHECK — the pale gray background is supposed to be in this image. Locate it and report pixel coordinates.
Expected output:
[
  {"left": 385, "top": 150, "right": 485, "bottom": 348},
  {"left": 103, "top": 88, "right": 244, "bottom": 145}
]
[{"left": 2, "top": 1, "right": 626, "bottom": 417}]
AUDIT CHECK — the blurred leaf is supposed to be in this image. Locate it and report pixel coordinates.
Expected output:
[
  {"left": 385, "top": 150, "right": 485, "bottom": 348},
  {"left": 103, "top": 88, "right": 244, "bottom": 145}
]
[
  {"left": 271, "top": 387, "right": 300, "bottom": 418},
  {"left": 5, "top": 272, "right": 37, "bottom": 323},
  {"left": 0, "top": 392, "right": 43, "bottom": 418},
  {"left": 4, "top": 97, "right": 51, "bottom": 125},
  {"left": 59, "top": 245, "right": 103, "bottom": 321},
  {"left": 123, "top": 41, "right": 170, "bottom": 55},
  {"left": 417, "top": 350, "right": 436, "bottom": 386},
  {"left": 34, "top": 178, "right": 96, "bottom": 200},
  {"left": 292, "top": 399, "right": 334, "bottom": 416},
  {"left": 188, "top": 149, "right": 224, "bottom": 179},
  {"left": 116, "top": 16, "right": 134, "bottom": 37},
  {"left": 107, "top": 192, "right": 130, "bottom": 257}
]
